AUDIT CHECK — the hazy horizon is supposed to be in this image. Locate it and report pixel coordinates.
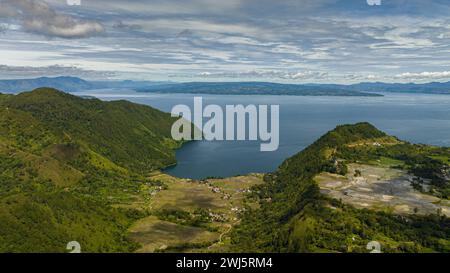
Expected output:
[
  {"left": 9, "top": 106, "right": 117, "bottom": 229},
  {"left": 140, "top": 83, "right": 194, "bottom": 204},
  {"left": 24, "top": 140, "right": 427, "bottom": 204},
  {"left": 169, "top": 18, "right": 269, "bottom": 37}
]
[{"left": 1, "top": 75, "right": 450, "bottom": 86}]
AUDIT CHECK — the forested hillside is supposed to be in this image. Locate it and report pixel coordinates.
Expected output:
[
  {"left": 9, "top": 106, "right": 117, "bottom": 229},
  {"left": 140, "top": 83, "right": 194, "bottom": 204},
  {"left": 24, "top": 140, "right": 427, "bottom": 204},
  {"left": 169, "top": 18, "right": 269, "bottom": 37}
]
[
  {"left": 232, "top": 123, "right": 450, "bottom": 253},
  {"left": 0, "top": 88, "right": 181, "bottom": 252},
  {"left": 1, "top": 91, "right": 449, "bottom": 253}
]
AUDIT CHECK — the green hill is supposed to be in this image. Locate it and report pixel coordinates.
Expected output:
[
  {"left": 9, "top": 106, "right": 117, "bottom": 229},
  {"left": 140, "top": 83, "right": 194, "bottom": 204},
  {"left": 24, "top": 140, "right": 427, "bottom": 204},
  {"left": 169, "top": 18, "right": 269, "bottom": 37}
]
[
  {"left": 2, "top": 88, "right": 180, "bottom": 172},
  {"left": 1, "top": 90, "right": 449, "bottom": 253},
  {"left": 0, "top": 77, "right": 94, "bottom": 93},
  {"left": 232, "top": 123, "right": 450, "bottom": 253},
  {"left": 0, "top": 88, "right": 182, "bottom": 252}
]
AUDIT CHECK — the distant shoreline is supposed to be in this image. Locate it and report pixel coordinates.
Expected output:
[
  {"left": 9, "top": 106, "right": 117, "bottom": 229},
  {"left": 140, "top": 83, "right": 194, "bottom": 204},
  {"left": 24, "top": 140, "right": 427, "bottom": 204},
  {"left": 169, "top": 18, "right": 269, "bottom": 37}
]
[
  {"left": 135, "top": 82, "right": 383, "bottom": 97},
  {"left": 135, "top": 90, "right": 383, "bottom": 97},
  {"left": 2, "top": 77, "right": 450, "bottom": 96}
]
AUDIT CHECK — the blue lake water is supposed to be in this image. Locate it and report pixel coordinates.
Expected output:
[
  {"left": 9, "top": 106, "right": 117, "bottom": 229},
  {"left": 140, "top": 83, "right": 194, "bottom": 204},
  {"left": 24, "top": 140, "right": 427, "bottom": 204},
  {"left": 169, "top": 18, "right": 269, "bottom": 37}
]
[{"left": 74, "top": 89, "right": 450, "bottom": 179}]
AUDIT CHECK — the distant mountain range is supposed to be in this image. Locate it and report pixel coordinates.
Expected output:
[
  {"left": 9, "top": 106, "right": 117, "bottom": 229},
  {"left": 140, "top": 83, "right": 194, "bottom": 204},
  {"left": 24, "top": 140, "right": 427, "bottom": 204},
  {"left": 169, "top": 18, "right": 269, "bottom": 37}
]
[
  {"left": 90, "top": 80, "right": 173, "bottom": 90},
  {"left": 1, "top": 76, "right": 450, "bottom": 95},
  {"left": 0, "top": 76, "right": 171, "bottom": 93},
  {"left": 0, "top": 76, "right": 94, "bottom": 93},
  {"left": 136, "top": 82, "right": 382, "bottom": 97},
  {"left": 317, "top": 81, "right": 450, "bottom": 94}
]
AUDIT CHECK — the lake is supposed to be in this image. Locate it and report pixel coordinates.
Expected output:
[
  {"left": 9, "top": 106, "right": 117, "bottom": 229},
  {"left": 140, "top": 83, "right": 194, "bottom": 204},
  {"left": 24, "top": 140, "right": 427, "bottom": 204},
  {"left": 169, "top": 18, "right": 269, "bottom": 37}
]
[{"left": 74, "top": 89, "right": 450, "bottom": 179}]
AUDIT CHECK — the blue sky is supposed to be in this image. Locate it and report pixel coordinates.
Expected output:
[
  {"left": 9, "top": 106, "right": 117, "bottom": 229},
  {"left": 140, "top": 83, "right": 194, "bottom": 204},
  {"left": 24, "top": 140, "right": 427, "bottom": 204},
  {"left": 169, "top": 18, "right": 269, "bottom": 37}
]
[{"left": 0, "top": 0, "right": 449, "bottom": 83}]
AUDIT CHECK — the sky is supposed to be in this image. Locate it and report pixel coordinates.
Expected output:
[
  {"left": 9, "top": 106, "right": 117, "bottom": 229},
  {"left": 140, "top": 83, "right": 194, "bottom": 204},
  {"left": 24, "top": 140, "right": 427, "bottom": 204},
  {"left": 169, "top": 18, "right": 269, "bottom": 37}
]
[{"left": 0, "top": 0, "right": 449, "bottom": 83}]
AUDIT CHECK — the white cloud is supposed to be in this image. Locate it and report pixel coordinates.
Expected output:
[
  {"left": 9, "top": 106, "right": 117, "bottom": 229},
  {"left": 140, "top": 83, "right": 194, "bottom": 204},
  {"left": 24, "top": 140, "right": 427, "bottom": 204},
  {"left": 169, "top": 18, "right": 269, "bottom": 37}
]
[
  {"left": 195, "top": 70, "right": 328, "bottom": 80},
  {"left": 0, "top": 64, "right": 115, "bottom": 79},
  {"left": 0, "top": 0, "right": 104, "bottom": 38},
  {"left": 395, "top": 71, "right": 450, "bottom": 80},
  {"left": 1, "top": 0, "right": 449, "bottom": 83}
]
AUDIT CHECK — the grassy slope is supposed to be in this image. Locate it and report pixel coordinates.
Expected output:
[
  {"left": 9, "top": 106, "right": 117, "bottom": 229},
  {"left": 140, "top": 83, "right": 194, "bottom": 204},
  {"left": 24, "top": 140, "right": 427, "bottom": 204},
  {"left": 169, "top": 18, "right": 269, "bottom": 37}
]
[
  {"left": 232, "top": 123, "right": 450, "bottom": 253},
  {"left": 1, "top": 90, "right": 449, "bottom": 253},
  {"left": 3, "top": 88, "right": 180, "bottom": 172},
  {"left": 0, "top": 88, "right": 181, "bottom": 252}
]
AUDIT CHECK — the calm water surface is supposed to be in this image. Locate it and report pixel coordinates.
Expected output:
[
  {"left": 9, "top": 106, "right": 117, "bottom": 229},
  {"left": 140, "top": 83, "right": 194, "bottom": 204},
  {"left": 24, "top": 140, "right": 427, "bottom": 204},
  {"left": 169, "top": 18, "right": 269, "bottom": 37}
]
[{"left": 75, "top": 89, "right": 450, "bottom": 179}]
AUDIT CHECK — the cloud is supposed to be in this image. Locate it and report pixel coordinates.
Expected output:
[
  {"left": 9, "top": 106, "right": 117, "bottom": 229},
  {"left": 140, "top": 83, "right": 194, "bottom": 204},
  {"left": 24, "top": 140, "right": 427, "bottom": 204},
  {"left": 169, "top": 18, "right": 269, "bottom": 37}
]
[
  {"left": 0, "top": 64, "right": 115, "bottom": 79},
  {"left": 193, "top": 70, "right": 329, "bottom": 81},
  {"left": 177, "top": 29, "right": 195, "bottom": 38},
  {"left": 113, "top": 20, "right": 142, "bottom": 31},
  {"left": 0, "top": 0, "right": 104, "bottom": 38},
  {"left": 395, "top": 71, "right": 450, "bottom": 80},
  {"left": 0, "top": 23, "right": 7, "bottom": 33},
  {"left": 1, "top": 0, "right": 450, "bottom": 83}
]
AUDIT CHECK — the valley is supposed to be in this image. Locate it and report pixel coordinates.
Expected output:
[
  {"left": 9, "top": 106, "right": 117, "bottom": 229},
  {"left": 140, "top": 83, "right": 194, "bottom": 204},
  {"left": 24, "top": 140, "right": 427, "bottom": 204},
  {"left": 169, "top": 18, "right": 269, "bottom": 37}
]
[
  {"left": 0, "top": 89, "right": 449, "bottom": 253},
  {"left": 127, "top": 172, "right": 264, "bottom": 252}
]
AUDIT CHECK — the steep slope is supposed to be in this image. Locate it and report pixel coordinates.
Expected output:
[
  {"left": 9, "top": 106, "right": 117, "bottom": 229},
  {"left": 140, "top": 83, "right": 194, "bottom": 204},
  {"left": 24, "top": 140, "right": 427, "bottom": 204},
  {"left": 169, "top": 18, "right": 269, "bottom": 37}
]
[
  {"left": 2, "top": 88, "right": 180, "bottom": 172},
  {"left": 0, "top": 88, "right": 182, "bottom": 252},
  {"left": 232, "top": 123, "right": 450, "bottom": 253}
]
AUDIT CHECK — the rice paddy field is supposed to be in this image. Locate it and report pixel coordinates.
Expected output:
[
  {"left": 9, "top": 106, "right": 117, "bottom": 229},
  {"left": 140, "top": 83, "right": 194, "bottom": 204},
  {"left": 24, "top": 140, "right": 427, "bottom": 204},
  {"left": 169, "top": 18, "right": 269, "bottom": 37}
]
[
  {"left": 315, "top": 163, "right": 450, "bottom": 217},
  {"left": 127, "top": 172, "right": 264, "bottom": 252}
]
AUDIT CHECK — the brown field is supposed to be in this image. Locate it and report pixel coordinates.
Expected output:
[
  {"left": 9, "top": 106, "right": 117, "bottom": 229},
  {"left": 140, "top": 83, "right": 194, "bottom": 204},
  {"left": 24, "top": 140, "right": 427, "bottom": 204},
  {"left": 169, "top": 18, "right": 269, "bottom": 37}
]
[
  {"left": 127, "top": 172, "right": 264, "bottom": 252},
  {"left": 315, "top": 163, "right": 450, "bottom": 216}
]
